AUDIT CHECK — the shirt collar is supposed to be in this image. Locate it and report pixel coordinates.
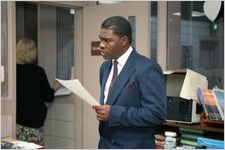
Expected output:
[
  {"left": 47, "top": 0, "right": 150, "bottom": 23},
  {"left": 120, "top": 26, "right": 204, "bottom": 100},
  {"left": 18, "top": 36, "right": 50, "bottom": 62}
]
[{"left": 113, "top": 46, "right": 133, "bottom": 67}]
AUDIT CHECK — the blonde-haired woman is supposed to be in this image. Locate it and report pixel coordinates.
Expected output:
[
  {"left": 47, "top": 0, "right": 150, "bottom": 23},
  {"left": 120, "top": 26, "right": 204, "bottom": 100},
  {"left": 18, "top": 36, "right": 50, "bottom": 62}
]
[
  {"left": 16, "top": 37, "right": 37, "bottom": 65},
  {"left": 16, "top": 38, "right": 61, "bottom": 146}
]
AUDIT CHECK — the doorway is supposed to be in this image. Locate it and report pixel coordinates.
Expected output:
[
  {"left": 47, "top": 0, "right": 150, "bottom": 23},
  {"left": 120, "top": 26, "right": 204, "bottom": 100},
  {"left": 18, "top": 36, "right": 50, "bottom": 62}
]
[{"left": 16, "top": 2, "right": 79, "bottom": 148}]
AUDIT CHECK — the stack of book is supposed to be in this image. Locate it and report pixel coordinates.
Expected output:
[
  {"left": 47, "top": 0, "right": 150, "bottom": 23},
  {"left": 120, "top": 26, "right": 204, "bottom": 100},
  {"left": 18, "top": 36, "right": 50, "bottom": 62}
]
[
  {"left": 197, "top": 87, "right": 224, "bottom": 121},
  {"left": 180, "top": 128, "right": 203, "bottom": 149}
]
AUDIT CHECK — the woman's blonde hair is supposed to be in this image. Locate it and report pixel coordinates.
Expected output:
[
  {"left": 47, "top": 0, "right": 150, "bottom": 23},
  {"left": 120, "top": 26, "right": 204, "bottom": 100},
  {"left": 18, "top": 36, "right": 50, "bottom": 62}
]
[{"left": 16, "top": 38, "right": 37, "bottom": 64}]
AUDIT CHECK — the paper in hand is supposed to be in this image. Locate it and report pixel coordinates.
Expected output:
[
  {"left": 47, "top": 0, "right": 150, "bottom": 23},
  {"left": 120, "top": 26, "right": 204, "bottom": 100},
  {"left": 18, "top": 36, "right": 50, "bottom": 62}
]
[{"left": 56, "top": 78, "right": 100, "bottom": 106}]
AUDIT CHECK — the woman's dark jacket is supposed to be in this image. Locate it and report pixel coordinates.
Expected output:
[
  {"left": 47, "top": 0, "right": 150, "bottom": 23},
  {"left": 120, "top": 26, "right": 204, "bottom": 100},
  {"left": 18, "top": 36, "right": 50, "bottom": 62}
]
[{"left": 16, "top": 64, "right": 55, "bottom": 128}]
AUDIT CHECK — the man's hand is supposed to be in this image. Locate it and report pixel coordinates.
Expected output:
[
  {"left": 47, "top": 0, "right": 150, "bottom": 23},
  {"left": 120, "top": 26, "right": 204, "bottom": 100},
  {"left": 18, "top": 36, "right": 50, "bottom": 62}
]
[{"left": 92, "top": 105, "right": 110, "bottom": 121}]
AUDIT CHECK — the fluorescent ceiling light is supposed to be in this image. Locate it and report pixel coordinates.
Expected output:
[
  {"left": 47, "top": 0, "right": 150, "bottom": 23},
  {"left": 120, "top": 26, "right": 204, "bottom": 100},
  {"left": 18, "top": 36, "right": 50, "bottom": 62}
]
[
  {"left": 98, "top": 0, "right": 122, "bottom": 4},
  {"left": 172, "top": 11, "right": 205, "bottom": 17},
  {"left": 192, "top": 11, "right": 205, "bottom": 17},
  {"left": 173, "top": 12, "right": 181, "bottom": 16}
]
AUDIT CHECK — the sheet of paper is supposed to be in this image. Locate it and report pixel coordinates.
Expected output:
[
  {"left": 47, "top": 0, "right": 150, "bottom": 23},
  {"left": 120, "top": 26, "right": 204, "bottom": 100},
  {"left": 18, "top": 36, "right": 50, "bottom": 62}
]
[
  {"left": 56, "top": 78, "right": 100, "bottom": 106},
  {"left": 0, "top": 65, "right": 4, "bottom": 82},
  {"left": 54, "top": 87, "right": 71, "bottom": 96},
  {"left": 15, "top": 142, "right": 43, "bottom": 149},
  {"left": 2, "top": 138, "right": 43, "bottom": 149},
  {"left": 180, "top": 69, "right": 208, "bottom": 102}
]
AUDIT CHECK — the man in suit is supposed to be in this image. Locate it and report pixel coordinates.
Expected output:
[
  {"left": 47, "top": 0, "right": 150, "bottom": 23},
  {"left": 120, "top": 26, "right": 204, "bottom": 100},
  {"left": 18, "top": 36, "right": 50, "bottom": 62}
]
[{"left": 93, "top": 16, "right": 167, "bottom": 149}]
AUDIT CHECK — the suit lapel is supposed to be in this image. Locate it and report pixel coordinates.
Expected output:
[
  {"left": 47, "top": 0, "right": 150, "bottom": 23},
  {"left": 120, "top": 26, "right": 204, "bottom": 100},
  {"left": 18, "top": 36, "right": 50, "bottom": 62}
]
[
  {"left": 100, "top": 61, "right": 112, "bottom": 105},
  {"left": 106, "top": 50, "right": 137, "bottom": 105}
]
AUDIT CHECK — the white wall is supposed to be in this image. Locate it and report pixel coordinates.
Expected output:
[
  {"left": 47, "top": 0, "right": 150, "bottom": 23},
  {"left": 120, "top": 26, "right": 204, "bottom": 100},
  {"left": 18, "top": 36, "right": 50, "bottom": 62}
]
[{"left": 82, "top": 1, "right": 150, "bottom": 148}]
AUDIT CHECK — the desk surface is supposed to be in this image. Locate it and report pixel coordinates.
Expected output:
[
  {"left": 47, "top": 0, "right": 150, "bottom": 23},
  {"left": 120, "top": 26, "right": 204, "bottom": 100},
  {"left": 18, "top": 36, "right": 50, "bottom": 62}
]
[{"left": 1, "top": 138, "right": 43, "bottom": 149}]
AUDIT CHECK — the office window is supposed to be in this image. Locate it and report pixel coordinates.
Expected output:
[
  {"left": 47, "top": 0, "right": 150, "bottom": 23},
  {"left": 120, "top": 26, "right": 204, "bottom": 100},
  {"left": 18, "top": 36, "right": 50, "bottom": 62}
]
[
  {"left": 56, "top": 7, "right": 74, "bottom": 80},
  {"left": 16, "top": 2, "right": 74, "bottom": 80},
  {"left": 181, "top": 45, "right": 193, "bottom": 68},
  {"left": 16, "top": 2, "right": 38, "bottom": 64},
  {"left": 16, "top": 2, "right": 37, "bottom": 44},
  {"left": 128, "top": 16, "right": 136, "bottom": 49},
  {"left": 167, "top": 1, "right": 224, "bottom": 88},
  {"left": 1, "top": 1, "right": 8, "bottom": 97},
  {"left": 150, "top": 1, "right": 157, "bottom": 61},
  {"left": 178, "top": 1, "right": 224, "bottom": 88}
]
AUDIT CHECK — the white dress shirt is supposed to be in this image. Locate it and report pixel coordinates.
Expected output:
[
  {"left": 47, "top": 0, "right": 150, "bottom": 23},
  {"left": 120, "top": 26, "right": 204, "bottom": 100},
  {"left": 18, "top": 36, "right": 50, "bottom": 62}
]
[{"left": 104, "top": 46, "right": 133, "bottom": 104}]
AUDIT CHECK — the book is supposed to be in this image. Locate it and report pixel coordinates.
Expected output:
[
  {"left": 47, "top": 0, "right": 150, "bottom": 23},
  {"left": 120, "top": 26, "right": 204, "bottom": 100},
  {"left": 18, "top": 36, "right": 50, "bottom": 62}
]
[
  {"left": 180, "top": 128, "right": 203, "bottom": 136},
  {"left": 212, "top": 88, "right": 224, "bottom": 120},
  {"left": 179, "top": 128, "right": 204, "bottom": 149},
  {"left": 197, "top": 88, "right": 222, "bottom": 121},
  {"left": 197, "top": 137, "right": 224, "bottom": 149}
]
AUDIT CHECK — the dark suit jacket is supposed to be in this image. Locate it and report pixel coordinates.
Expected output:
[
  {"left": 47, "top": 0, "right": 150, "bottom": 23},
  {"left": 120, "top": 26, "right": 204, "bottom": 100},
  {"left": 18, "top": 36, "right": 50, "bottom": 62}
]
[
  {"left": 98, "top": 50, "right": 167, "bottom": 149},
  {"left": 16, "top": 64, "right": 55, "bottom": 128}
]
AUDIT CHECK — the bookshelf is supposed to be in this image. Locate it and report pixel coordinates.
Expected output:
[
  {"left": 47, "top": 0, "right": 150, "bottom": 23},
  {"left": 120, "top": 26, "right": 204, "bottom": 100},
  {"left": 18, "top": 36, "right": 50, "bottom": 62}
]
[
  {"left": 161, "top": 121, "right": 224, "bottom": 134},
  {"left": 154, "top": 121, "right": 224, "bottom": 148},
  {"left": 154, "top": 121, "right": 224, "bottom": 142}
]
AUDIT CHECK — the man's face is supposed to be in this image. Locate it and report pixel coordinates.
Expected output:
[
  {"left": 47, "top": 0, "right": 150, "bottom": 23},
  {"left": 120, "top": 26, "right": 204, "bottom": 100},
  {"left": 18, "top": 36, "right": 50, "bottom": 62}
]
[{"left": 98, "top": 28, "right": 124, "bottom": 60}]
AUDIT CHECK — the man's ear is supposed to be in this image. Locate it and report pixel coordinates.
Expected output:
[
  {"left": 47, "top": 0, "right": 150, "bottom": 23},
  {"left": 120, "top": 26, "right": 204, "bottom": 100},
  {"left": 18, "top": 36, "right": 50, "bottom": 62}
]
[{"left": 120, "top": 36, "right": 129, "bottom": 46}]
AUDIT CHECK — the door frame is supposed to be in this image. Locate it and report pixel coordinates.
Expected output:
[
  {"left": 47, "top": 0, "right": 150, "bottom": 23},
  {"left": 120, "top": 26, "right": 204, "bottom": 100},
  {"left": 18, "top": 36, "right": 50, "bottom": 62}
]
[{"left": 1, "top": 1, "right": 17, "bottom": 138}]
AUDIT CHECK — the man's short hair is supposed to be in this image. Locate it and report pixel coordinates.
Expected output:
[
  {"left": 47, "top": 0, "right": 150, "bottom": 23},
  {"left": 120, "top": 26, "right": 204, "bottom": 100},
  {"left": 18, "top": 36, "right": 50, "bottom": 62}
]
[{"left": 101, "top": 16, "right": 132, "bottom": 43}]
